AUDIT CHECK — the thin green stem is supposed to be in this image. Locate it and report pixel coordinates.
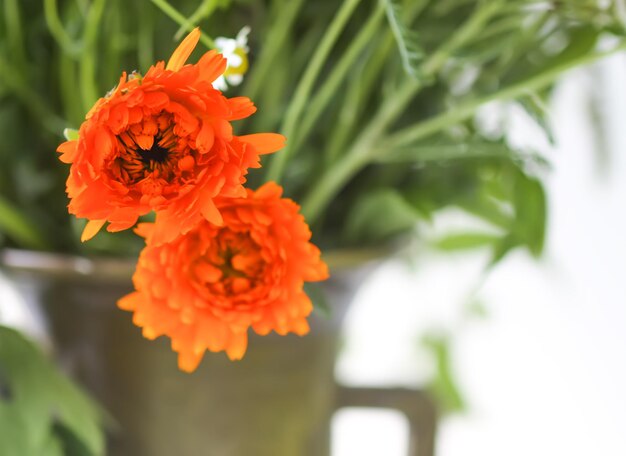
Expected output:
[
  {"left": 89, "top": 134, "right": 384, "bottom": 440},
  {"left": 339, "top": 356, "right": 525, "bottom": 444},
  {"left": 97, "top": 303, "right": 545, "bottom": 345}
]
[
  {"left": 138, "top": 6, "right": 156, "bottom": 72},
  {"left": 150, "top": 0, "right": 215, "bottom": 49},
  {"left": 241, "top": 0, "right": 305, "bottom": 102},
  {"left": 301, "top": 79, "right": 420, "bottom": 221},
  {"left": 421, "top": 0, "right": 504, "bottom": 75},
  {"left": 174, "top": 0, "right": 219, "bottom": 40},
  {"left": 291, "top": 5, "right": 385, "bottom": 153},
  {"left": 79, "top": 0, "right": 106, "bottom": 112},
  {"left": 4, "top": 0, "right": 27, "bottom": 72},
  {"left": 265, "top": 0, "right": 364, "bottom": 183},
  {"left": 43, "top": 0, "right": 81, "bottom": 56}
]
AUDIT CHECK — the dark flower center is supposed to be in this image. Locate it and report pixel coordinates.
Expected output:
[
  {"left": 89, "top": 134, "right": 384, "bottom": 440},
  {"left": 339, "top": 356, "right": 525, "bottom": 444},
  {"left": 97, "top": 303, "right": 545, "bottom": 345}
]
[{"left": 138, "top": 142, "right": 169, "bottom": 165}]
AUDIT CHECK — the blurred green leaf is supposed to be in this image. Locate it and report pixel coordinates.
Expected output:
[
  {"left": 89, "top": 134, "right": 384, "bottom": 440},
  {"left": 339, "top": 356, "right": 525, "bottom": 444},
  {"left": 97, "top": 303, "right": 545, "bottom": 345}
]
[
  {"left": 62, "top": 128, "right": 79, "bottom": 141},
  {"left": 435, "top": 232, "right": 501, "bottom": 251},
  {"left": 381, "top": 0, "right": 424, "bottom": 80},
  {"left": 304, "top": 282, "right": 331, "bottom": 318},
  {"left": 512, "top": 170, "right": 546, "bottom": 257},
  {"left": 344, "top": 188, "right": 421, "bottom": 242},
  {"left": 0, "top": 326, "right": 105, "bottom": 456},
  {"left": 375, "top": 137, "right": 536, "bottom": 164},
  {"left": 423, "top": 333, "right": 465, "bottom": 413},
  {"left": 518, "top": 92, "right": 555, "bottom": 145}
]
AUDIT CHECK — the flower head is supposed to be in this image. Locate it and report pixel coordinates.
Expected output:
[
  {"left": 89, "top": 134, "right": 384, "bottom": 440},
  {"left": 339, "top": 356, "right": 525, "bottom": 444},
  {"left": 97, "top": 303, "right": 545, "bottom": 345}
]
[
  {"left": 212, "top": 26, "right": 250, "bottom": 91},
  {"left": 118, "top": 182, "right": 329, "bottom": 372},
  {"left": 57, "top": 28, "right": 284, "bottom": 244}
]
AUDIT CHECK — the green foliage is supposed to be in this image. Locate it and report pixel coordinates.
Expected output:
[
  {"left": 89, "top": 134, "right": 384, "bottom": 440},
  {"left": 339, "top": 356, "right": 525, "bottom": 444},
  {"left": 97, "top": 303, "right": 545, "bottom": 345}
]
[
  {"left": 381, "top": 0, "right": 424, "bottom": 80},
  {"left": 435, "top": 232, "right": 500, "bottom": 251},
  {"left": 344, "top": 188, "right": 421, "bottom": 242},
  {"left": 0, "top": 326, "right": 105, "bottom": 456},
  {"left": 422, "top": 333, "right": 465, "bottom": 413},
  {"left": 0, "top": 0, "right": 622, "bottom": 257}
]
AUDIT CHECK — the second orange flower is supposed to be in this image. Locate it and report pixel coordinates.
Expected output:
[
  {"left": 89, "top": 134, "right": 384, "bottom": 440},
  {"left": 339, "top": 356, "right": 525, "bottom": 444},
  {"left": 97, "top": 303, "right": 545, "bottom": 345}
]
[{"left": 118, "top": 182, "right": 329, "bottom": 372}]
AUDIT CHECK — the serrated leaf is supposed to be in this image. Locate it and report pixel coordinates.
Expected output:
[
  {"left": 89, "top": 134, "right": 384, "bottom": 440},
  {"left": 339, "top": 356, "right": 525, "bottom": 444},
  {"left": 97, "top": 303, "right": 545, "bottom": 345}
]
[
  {"left": 344, "top": 188, "right": 421, "bottom": 242},
  {"left": 381, "top": 0, "right": 424, "bottom": 80},
  {"left": 0, "top": 326, "right": 105, "bottom": 456}
]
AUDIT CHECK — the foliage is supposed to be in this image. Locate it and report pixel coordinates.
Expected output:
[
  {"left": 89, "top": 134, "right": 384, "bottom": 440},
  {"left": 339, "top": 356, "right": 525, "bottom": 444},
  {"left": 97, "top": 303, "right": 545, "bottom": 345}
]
[
  {"left": 1, "top": 0, "right": 623, "bottom": 263},
  {"left": 0, "top": 326, "right": 105, "bottom": 455}
]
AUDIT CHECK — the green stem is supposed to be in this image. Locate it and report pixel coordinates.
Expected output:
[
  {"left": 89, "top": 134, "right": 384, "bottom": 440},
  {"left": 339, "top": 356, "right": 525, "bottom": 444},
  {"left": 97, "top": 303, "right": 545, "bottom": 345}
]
[
  {"left": 241, "top": 0, "right": 305, "bottom": 102},
  {"left": 291, "top": 4, "right": 385, "bottom": 153},
  {"left": 150, "top": 0, "right": 215, "bottom": 49},
  {"left": 421, "top": 0, "right": 504, "bottom": 75},
  {"left": 265, "top": 0, "right": 364, "bottom": 183},
  {"left": 301, "top": 79, "right": 420, "bottom": 221},
  {"left": 43, "top": 0, "right": 81, "bottom": 56},
  {"left": 174, "top": 0, "right": 219, "bottom": 40},
  {"left": 4, "top": 0, "right": 27, "bottom": 72},
  {"left": 80, "top": 0, "right": 106, "bottom": 112}
]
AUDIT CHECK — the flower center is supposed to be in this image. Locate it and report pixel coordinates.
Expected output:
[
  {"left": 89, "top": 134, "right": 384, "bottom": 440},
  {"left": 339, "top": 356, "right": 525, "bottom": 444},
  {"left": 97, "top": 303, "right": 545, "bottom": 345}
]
[
  {"left": 138, "top": 142, "right": 169, "bottom": 165},
  {"left": 109, "top": 112, "right": 191, "bottom": 187},
  {"left": 192, "top": 230, "right": 266, "bottom": 298}
]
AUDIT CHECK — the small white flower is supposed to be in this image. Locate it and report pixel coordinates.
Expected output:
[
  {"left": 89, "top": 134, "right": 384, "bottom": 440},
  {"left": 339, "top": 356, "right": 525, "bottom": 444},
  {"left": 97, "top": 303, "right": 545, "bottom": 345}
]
[{"left": 213, "top": 26, "right": 251, "bottom": 91}]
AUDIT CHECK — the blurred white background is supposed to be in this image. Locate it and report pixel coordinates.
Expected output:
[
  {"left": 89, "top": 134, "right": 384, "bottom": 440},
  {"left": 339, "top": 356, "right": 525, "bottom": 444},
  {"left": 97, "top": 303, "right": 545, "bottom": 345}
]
[{"left": 333, "top": 53, "right": 626, "bottom": 455}]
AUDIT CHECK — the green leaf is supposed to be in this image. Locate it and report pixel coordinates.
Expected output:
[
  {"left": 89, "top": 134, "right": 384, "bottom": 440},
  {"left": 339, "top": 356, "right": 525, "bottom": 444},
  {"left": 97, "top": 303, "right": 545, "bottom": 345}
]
[
  {"left": 435, "top": 232, "right": 501, "bottom": 251},
  {"left": 344, "top": 188, "right": 421, "bottom": 242},
  {"left": 518, "top": 92, "right": 555, "bottom": 144},
  {"left": 423, "top": 333, "right": 465, "bottom": 413},
  {"left": 375, "top": 138, "right": 533, "bottom": 164},
  {"left": 304, "top": 282, "right": 331, "bottom": 318},
  {"left": 489, "top": 233, "right": 520, "bottom": 265},
  {"left": 0, "top": 326, "right": 106, "bottom": 456},
  {"left": 0, "top": 196, "right": 49, "bottom": 249},
  {"left": 512, "top": 171, "right": 546, "bottom": 257},
  {"left": 381, "top": 0, "right": 424, "bottom": 80},
  {"left": 62, "top": 128, "right": 79, "bottom": 141}
]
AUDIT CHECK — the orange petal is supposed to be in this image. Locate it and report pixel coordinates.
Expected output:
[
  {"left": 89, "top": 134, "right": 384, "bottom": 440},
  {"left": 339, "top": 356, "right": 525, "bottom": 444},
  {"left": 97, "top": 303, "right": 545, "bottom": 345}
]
[
  {"left": 225, "top": 332, "right": 248, "bottom": 361},
  {"left": 134, "top": 223, "right": 155, "bottom": 240},
  {"left": 197, "top": 50, "right": 227, "bottom": 85},
  {"left": 254, "top": 181, "right": 283, "bottom": 200},
  {"left": 177, "top": 350, "right": 203, "bottom": 373},
  {"left": 117, "top": 291, "right": 141, "bottom": 311},
  {"left": 226, "top": 97, "right": 256, "bottom": 120},
  {"left": 57, "top": 140, "right": 78, "bottom": 163},
  {"left": 238, "top": 133, "right": 286, "bottom": 155},
  {"left": 81, "top": 219, "right": 106, "bottom": 242},
  {"left": 201, "top": 198, "right": 223, "bottom": 226},
  {"left": 166, "top": 27, "right": 201, "bottom": 71}
]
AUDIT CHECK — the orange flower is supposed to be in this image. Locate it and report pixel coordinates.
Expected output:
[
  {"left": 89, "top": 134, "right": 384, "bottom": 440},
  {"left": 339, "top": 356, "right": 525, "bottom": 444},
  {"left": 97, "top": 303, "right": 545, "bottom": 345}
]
[
  {"left": 57, "top": 28, "right": 285, "bottom": 244},
  {"left": 118, "top": 182, "right": 329, "bottom": 372}
]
